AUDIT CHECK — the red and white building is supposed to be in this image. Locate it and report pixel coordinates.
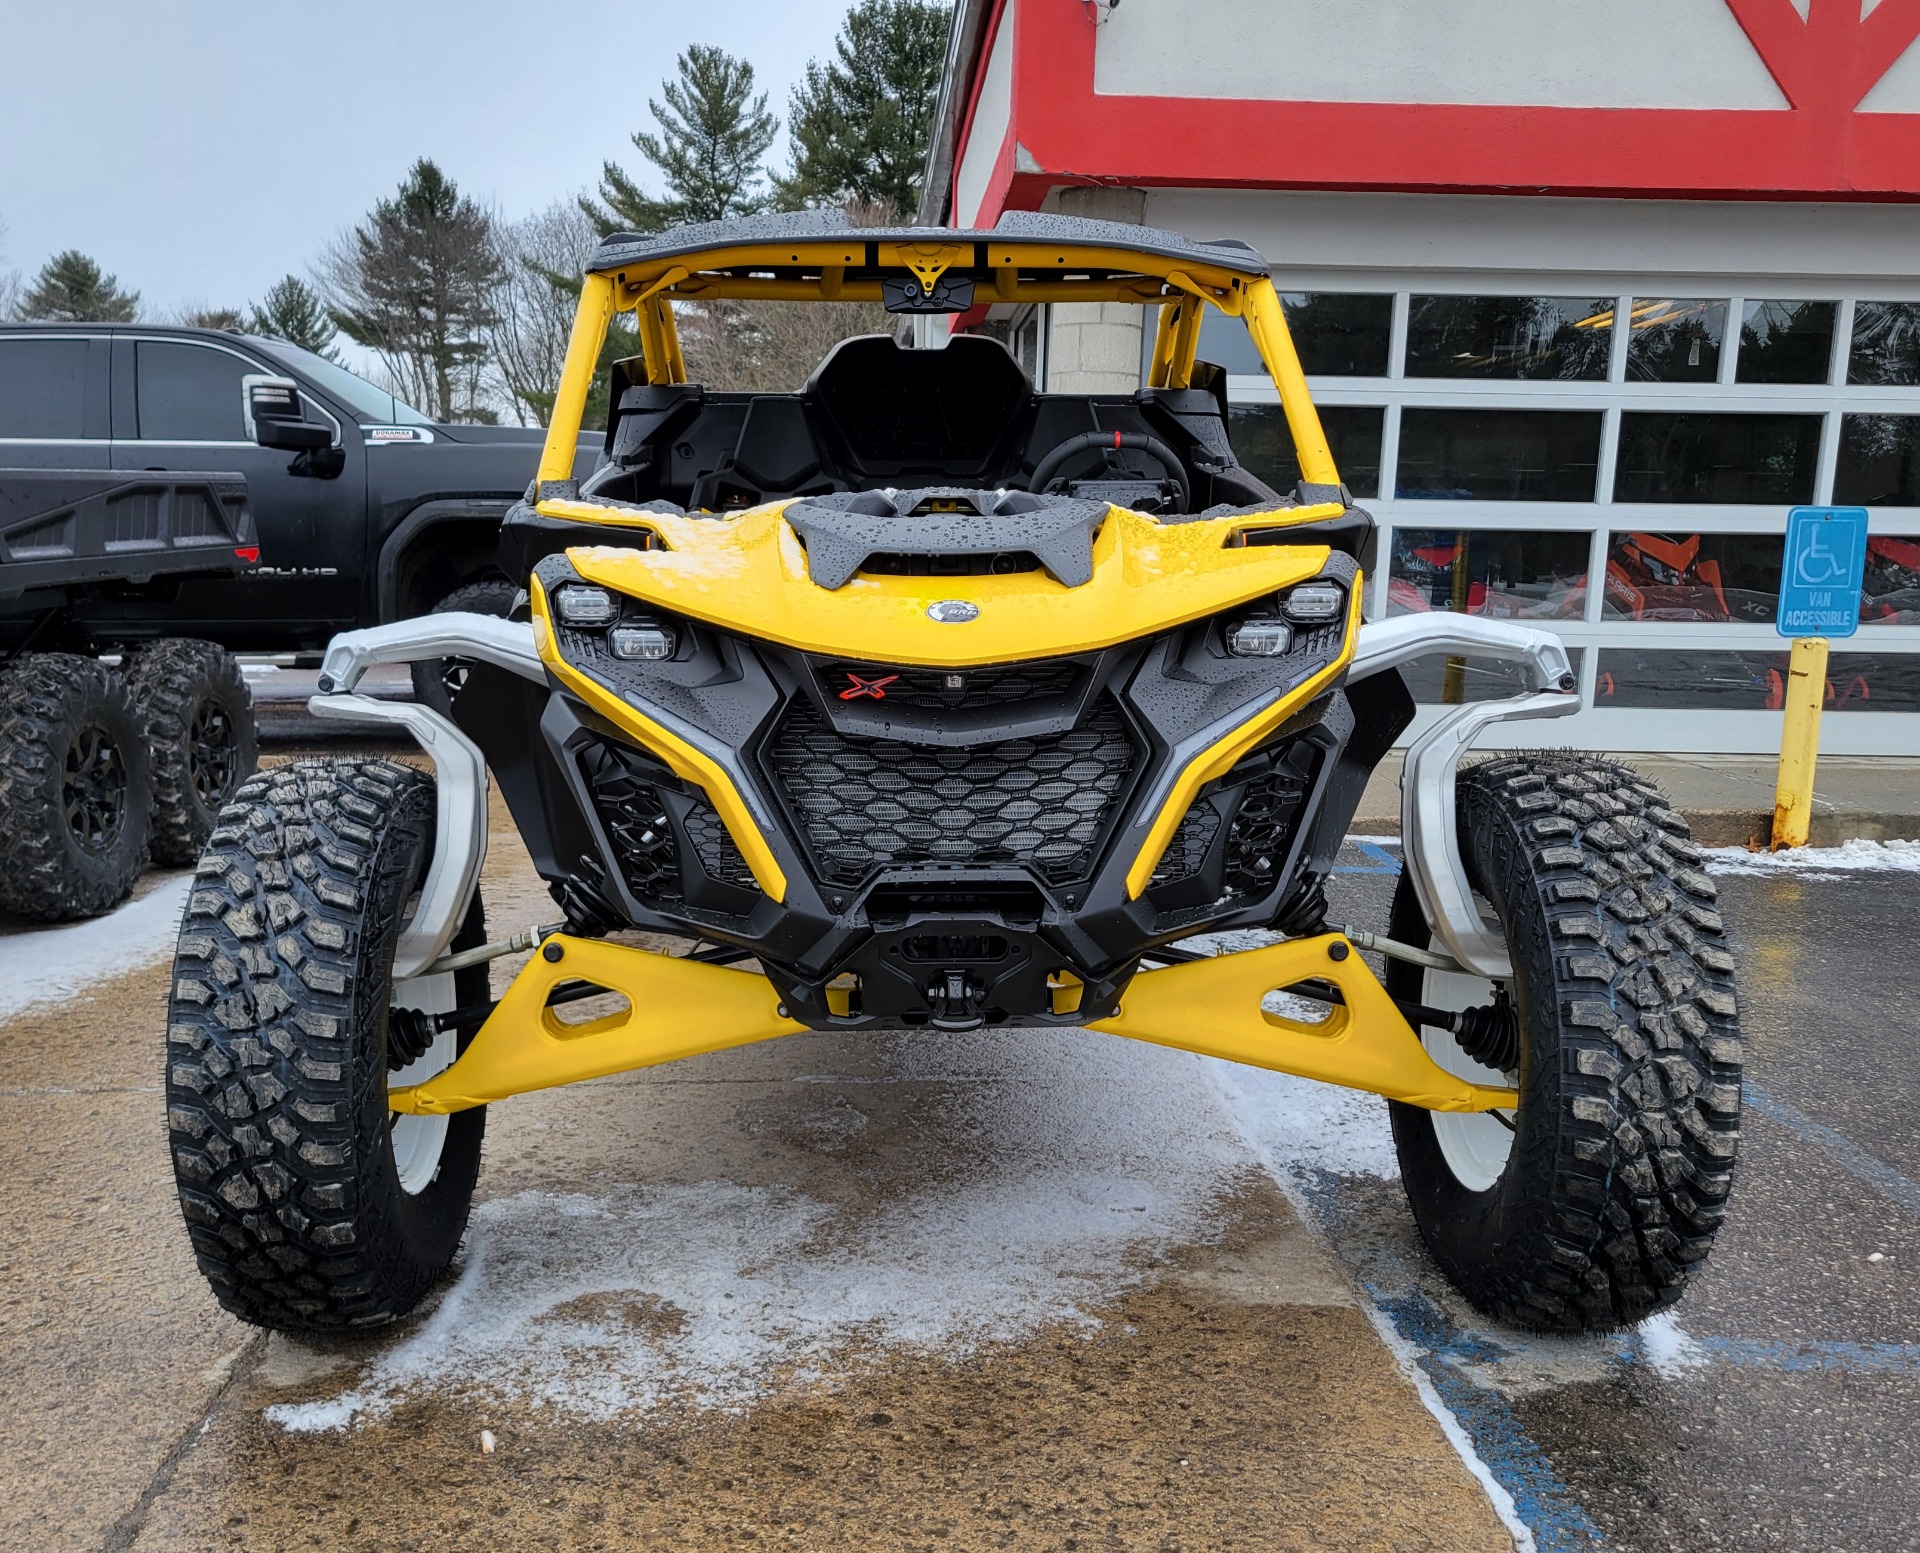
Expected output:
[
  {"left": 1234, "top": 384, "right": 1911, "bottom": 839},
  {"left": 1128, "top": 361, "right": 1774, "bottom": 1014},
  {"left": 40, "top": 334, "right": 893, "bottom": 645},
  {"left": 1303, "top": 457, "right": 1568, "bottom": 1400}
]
[{"left": 918, "top": 0, "right": 1920, "bottom": 754}]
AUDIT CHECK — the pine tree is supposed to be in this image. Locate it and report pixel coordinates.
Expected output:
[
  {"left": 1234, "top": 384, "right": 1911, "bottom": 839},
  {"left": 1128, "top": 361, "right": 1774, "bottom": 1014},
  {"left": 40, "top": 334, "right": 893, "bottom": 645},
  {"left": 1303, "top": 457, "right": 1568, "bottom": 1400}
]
[
  {"left": 320, "top": 160, "right": 502, "bottom": 422},
  {"left": 775, "top": 1, "right": 951, "bottom": 217},
  {"left": 586, "top": 45, "right": 778, "bottom": 234},
  {"left": 248, "top": 276, "right": 341, "bottom": 360},
  {"left": 180, "top": 305, "right": 245, "bottom": 330},
  {"left": 17, "top": 250, "right": 140, "bottom": 322}
]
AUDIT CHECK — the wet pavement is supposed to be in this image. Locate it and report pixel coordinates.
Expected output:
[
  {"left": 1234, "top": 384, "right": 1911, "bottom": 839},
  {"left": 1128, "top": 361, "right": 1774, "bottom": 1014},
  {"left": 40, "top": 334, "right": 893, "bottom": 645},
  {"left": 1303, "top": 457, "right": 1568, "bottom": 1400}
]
[{"left": 1, "top": 745, "right": 1917, "bottom": 1551}]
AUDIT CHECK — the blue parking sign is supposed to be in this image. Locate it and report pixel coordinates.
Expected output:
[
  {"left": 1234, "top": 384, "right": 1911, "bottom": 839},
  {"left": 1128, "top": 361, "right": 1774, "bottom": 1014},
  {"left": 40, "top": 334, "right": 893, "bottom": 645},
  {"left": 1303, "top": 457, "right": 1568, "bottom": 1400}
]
[{"left": 1777, "top": 507, "right": 1868, "bottom": 639}]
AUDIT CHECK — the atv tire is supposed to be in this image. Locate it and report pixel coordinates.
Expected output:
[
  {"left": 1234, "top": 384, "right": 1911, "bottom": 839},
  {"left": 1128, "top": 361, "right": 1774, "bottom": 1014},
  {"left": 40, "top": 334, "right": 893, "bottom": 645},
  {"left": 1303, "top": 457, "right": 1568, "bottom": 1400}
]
[
  {"left": 1386, "top": 753, "right": 1742, "bottom": 1332},
  {"left": 0, "top": 652, "right": 152, "bottom": 921},
  {"left": 125, "top": 638, "right": 258, "bottom": 866},
  {"left": 409, "top": 577, "right": 518, "bottom": 717},
  {"left": 166, "top": 759, "right": 489, "bottom": 1332}
]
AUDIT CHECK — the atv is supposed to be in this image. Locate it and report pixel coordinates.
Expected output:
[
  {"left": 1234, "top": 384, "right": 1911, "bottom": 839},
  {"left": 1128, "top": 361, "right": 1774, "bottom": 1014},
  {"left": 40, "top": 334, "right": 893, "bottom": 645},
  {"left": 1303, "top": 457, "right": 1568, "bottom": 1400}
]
[{"left": 165, "top": 211, "right": 1741, "bottom": 1337}]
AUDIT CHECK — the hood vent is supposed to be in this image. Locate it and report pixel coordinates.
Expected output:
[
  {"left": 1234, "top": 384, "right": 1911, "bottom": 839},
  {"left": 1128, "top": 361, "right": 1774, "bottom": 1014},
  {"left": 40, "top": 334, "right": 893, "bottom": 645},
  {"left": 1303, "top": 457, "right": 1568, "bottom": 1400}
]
[{"left": 783, "top": 487, "right": 1107, "bottom": 590}]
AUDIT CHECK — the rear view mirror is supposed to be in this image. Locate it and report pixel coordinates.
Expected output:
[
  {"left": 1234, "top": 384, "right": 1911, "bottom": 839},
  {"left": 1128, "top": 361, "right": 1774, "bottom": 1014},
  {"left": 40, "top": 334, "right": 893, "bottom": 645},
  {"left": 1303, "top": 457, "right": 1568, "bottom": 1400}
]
[{"left": 243, "top": 376, "right": 331, "bottom": 451}]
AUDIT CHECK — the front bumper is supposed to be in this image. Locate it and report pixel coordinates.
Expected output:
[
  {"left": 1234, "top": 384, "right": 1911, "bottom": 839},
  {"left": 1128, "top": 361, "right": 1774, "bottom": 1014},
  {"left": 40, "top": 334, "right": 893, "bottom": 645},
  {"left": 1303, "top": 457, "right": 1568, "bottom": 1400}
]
[{"left": 313, "top": 593, "right": 1575, "bottom": 1026}]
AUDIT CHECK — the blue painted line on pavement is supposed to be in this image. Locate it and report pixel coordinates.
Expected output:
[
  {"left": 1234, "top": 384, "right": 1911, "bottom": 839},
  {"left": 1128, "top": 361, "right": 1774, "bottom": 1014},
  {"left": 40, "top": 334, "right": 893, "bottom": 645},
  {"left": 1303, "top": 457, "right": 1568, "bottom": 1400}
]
[
  {"left": 1744, "top": 1079, "right": 1920, "bottom": 1220},
  {"left": 1695, "top": 1337, "right": 1920, "bottom": 1374},
  {"left": 1368, "top": 1288, "right": 1608, "bottom": 1551},
  {"left": 1332, "top": 840, "right": 1402, "bottom": 875}
]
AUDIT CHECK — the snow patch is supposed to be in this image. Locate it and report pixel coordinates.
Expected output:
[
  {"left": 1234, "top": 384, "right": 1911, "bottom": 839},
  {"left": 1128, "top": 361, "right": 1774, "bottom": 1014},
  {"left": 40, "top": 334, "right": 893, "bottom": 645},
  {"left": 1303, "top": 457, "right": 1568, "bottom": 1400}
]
[
  {"left": 1636, "top": 1311, "right": 1709, "bottom": 1378},
  {"left": 268, "top": 1030, "right": 1254, "bottom": 1430},
  {"left": 1207, "top": 1060, "right": 1399, "bottom": 1180},
  {"left": 0, "top": 874, "right": 190, "bottom": 1019},
  {"left": 1705, "top": 838, "right": 1920, "bottom": 877}
]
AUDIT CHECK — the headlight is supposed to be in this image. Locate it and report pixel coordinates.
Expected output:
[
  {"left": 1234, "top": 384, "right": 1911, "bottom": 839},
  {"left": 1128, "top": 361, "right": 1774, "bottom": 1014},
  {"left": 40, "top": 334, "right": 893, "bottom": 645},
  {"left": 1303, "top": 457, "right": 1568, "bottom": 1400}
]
[
  {"left": 1281, "top": 582, "right": 1344, "bottom": 623},
  {"left": 1226, "top": 618, "right": 1292, "bottom": 657},
  {"left": 609, "top": 623, "right": 676, "bottom": 661},
  {"left": 554, "top": 585, "right": 617, "bottom": 625}
]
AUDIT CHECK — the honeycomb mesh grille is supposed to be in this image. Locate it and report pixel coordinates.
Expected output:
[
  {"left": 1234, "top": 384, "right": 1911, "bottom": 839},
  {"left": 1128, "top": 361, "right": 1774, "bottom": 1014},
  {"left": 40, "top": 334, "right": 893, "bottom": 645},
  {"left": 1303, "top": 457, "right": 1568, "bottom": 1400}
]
[
  {"left": 768, "top": 697, "right": 1134, "bottom": 884},
  {"left": 813, "top": 658, "right": 1084, "bottom": 713},
  {"left": 683, "top": 803, "right": 759, "bottom": 892},
  {"left": 1150, "top": 802, "right": 1221, "bottom": 888},
  {"left": 579, "top": 742, "right": 682, "bottom": 902}
]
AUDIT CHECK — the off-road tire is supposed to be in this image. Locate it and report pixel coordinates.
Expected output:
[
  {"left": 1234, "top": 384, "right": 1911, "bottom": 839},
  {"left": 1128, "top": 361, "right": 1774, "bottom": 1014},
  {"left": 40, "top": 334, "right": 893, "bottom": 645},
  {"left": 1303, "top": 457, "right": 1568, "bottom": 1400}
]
[
  {"left": 0, "top": 652, "right": 152, "bottom": 921},
  {"left": 125, "top": 638, "right": 258, "bottom": 866},
  {"left": 1386, "top": 753, "right": 1742, "bottom": 1332},
  {"left": 166, "top": 759, "right": 488, "bottom": 1331},
  {"left": 409, "top": 577, "right": 518, "bottom": 717}
]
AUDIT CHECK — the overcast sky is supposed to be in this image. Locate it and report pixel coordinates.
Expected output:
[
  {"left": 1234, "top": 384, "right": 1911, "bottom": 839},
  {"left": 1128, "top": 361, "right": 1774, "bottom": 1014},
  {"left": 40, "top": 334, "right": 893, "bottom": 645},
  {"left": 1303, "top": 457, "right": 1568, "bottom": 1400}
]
[{"left": 0, "top": 0, "right": 859, "bottom": 319}]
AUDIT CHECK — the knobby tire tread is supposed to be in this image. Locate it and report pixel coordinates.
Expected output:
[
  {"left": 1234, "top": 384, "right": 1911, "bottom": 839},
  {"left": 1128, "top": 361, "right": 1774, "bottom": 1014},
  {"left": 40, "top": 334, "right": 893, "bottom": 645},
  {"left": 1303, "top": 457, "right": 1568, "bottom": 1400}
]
[
  {"left": 125, "top": 638, "right": 258, "bottom": 867},
  {"left": 1389, "top": 752, "right": 1742, "bottom": 1332},
  {"left": 0, "top": 652, "right": 150, "bottom": 920},
  {"left": 164, "top": 758, "right": 483, "bottom": 1332}
]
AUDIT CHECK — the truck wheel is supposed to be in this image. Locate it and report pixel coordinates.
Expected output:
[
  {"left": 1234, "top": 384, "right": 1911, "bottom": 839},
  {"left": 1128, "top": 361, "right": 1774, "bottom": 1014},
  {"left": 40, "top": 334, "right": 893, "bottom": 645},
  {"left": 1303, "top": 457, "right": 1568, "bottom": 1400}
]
[
  {"left": 0, "top": 653, "right": 152, "bottom": 921},
  {"left": 166, "top": 759, "right": 488, "bottom": 1332},
  {"left": 1385, "top": 754, "right": 1742, "bottom": 1332},
  {"left": 125, "top": 638, "right": 258, "bottom": 866},
  {"left": 409, "top": 577, "right": 517, "bottom": 716}
]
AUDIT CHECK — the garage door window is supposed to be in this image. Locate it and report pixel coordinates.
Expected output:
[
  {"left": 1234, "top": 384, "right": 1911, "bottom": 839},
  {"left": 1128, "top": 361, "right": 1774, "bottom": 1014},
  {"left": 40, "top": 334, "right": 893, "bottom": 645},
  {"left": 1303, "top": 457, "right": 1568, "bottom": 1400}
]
[{"left": 1406, "top": 295, "right": 1613, "bottom": 381}]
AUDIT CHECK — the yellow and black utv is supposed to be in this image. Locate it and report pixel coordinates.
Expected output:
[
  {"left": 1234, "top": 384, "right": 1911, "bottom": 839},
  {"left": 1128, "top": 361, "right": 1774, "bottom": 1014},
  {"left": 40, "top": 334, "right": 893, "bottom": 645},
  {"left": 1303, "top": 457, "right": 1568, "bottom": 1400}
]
[{"left": 166, "top": 212, "right": 1741, "bottom": 1337}]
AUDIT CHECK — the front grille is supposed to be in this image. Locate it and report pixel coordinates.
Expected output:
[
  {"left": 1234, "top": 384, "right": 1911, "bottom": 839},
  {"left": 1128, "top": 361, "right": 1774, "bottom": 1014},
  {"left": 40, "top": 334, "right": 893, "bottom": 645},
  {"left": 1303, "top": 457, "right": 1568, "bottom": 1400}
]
[
  {"left": 767, "top": 697, "right": 1135, "bottom": 884},
  {"left": 580, "top": 742, "right": 682, "bottom": 901},
  {"left": 1151, "top": 802, "right": 1221, "bottom": 888},
  {"left": 683, "top": 803, "right": 758, "bottom": 891},
  {"left": 1148, "top": 738, "right": 1319, "bottom": 902},
  {"left": 814, "top": 658, "right": 1084, "bottom": 713},
  {"left": 1221, "top": 761, "right": 1314, "bottom": 895}
]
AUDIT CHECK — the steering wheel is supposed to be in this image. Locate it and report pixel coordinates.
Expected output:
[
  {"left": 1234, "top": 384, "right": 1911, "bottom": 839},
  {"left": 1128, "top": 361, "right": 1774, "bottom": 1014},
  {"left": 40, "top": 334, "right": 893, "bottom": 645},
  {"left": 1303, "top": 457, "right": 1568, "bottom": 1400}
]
[{"left": 1028, "top": 431, "right": 1191, "bottom": 512}]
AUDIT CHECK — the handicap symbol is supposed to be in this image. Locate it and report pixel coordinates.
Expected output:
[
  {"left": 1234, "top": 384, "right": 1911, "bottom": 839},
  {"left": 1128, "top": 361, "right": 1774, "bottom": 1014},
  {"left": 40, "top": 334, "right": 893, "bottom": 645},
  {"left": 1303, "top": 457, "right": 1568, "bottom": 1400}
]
[{"left": 1791, "top": 523, "right": 1848, "bottom": 588}]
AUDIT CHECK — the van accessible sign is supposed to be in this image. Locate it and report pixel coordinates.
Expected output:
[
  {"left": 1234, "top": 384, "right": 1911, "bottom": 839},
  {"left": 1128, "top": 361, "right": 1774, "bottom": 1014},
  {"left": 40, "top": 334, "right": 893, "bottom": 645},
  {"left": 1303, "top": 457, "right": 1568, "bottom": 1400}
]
[{"left": 1777, "top": 507, "right": 1868, "bottom": 639}]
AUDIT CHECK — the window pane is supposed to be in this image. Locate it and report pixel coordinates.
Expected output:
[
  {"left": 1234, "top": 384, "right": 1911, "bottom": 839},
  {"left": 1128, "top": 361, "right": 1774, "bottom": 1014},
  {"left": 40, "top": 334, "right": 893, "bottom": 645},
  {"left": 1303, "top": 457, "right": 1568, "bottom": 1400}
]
[
  {"left": 1228, "top": 404, "right": 1383, "bottom": 497},
  {"left": 1835, "top": 413, "right": 1920, "bottom": 505},
  {"left": 0, "top": 338, "right": 90, "bottom": 439},
  {"left": 1624, "top": 298, "right": 1725, "bottom": 383},
  {"left": 1613, "top": 412, "right": 1820, "bottom": 504},
  {"left": 1847, "top": 301, "right": 1920, "bottom": 386},
  {"left": 1602, "top": 531, "right": 1783, "bottom": 623},
  {"left": 1596, "top": 648, "right": 1920, "bottom": 712},
  {"left": 1388, "top": 528, "right": 1589, "bottom": 620},
  {"left": 1279, "top": 293, "right": 1393, "bottom": 376},
  {"left": 1864, "top": 535, "right": 1920, "bottom": 625},
  {"left": 1399, "top": 648, "right": 1585, "bottom": 706},
  {"left": 1736, "top": 300, "right": 1836, "bottom": 385},
  {"left": 1406, "top": 295, "right": 1613, "bottom": 380},
  {"left": 135, "top": 341, "right": 252, "bottom": 441},
  {"left": 1195, "top": 310, "right": 1264, "bottom": 376},
  {"left": 1396, "top": 408, "right": 1601, "bottom": 501}
]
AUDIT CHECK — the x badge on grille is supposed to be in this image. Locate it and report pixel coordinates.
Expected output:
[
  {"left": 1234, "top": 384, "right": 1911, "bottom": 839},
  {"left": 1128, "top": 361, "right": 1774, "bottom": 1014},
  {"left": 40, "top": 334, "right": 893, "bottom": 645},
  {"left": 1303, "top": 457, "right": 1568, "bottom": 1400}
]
[{"left": 839, "top": 673, "right": 899, "bottom": 701}]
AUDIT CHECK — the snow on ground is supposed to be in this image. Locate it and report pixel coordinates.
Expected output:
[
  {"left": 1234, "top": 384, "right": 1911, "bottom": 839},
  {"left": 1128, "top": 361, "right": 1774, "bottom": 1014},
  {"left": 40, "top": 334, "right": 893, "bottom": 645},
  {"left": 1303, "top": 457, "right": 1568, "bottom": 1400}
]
[
  {"left": 270, "top": 1028, "right": 1259, "bottom": 1431},
  {"left": 1705, "top": 838, "right": 1920, "bottom": 877},
  {"left": 0, "top": 874, "right": 191, "bottom": 1020}
]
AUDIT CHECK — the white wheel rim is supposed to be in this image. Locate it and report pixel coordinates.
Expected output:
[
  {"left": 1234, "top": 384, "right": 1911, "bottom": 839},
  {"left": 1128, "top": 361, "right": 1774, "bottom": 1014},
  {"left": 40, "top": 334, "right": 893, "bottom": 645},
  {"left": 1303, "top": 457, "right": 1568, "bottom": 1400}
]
[
  {"left": 389, "top": 968, "right": 458, "bottom": 1196},
  {"left": 1419, "top": 962, "right": 1518, "bottom": 1193}
]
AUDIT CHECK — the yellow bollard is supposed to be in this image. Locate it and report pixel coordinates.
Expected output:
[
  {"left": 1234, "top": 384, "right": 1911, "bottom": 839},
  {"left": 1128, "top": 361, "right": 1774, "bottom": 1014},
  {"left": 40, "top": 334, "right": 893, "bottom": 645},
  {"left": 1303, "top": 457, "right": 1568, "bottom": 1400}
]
[{"left": 1771, "top": 635, "right": 1829, "bottom": 850}]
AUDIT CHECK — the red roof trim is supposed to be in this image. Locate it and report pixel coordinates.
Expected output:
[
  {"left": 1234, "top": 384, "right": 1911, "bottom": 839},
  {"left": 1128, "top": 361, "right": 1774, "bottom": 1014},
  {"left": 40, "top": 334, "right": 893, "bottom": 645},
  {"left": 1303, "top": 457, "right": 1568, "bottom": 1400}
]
[{"left": 953, "top": 0, "right": 1920, "bottom": 219}]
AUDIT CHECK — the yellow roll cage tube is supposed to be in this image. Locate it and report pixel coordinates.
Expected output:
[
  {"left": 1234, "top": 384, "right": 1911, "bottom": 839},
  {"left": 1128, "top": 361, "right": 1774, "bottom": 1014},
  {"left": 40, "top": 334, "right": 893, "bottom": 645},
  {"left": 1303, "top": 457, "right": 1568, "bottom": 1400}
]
[
  {"left": 388, "top": 230, "right": 1517, "bottom": 1121},
  {"left": 532, "top": 236, "right": 1339, "bottom": 494}
]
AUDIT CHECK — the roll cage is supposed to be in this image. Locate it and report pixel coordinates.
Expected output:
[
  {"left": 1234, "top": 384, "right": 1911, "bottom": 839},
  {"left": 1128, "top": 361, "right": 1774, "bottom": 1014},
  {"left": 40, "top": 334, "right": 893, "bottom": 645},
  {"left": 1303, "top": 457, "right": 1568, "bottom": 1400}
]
[{"left": 531, "top": 210, "right": 1340, "bottom": 510}]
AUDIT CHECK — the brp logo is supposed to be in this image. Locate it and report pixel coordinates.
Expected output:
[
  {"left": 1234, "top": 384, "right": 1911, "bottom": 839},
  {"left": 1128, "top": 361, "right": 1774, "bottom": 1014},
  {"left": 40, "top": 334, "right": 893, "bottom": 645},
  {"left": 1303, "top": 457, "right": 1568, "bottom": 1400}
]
[{"left": 840, "top": 673, "right": 899, "bottom": 702}]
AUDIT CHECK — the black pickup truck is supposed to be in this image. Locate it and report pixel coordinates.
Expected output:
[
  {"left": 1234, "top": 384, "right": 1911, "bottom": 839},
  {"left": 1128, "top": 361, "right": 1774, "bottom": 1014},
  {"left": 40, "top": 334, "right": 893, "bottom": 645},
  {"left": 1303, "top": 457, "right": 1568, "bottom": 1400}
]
[{"left": 0, "top": 324, "right": 595, "bottom": 659}]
